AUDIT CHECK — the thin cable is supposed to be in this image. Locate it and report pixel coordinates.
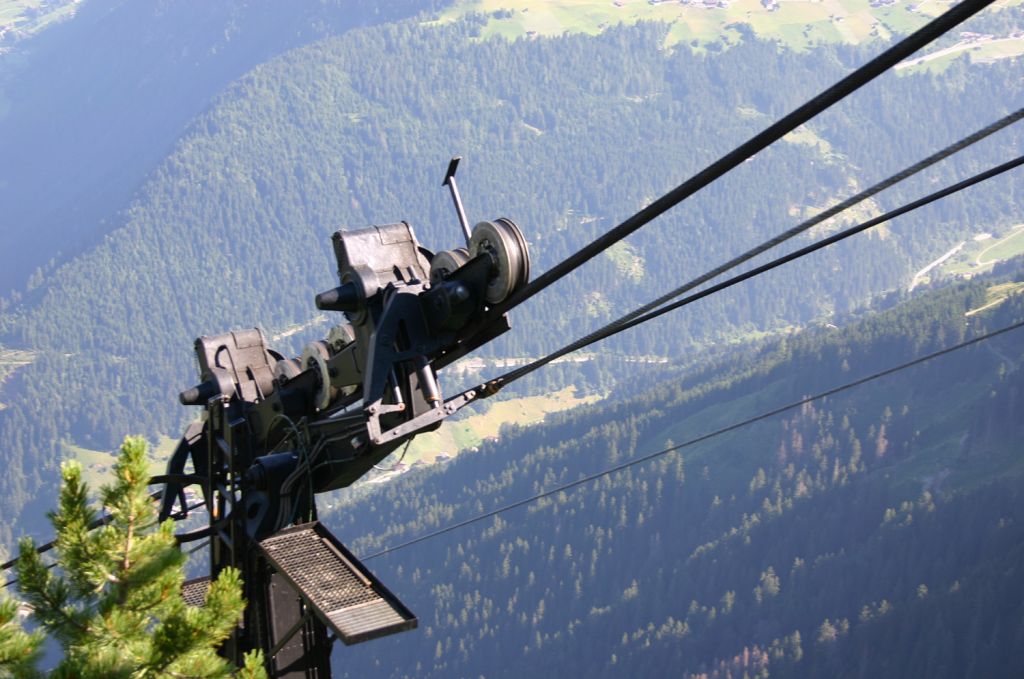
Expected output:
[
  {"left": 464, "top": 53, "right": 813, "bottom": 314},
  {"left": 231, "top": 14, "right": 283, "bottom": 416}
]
[
  {"left": 1, "top": 489, "right": 168, "bottom": 572},
  {"left": 493, "top": 154, "right": 1024, "bottom": 385},
  {"left": 365, "top": 319, "right": 1024, "bottom": 560},
  {"left": 495, "top": 110, "right": 1024, "bottom": 385},
  {"left": 2, "top": 501, "right": 209, "bottom": 589},
  {"left": 185, "top": 540, "right": 210, "bottom": 556},
  {"left": 486, "top": 0, "right": 997, "bottom": 320},
  {"left": 0, "top": 0, "right": 1006, "bottom": 582},
  {"left": 3, "top": 562, "right": 56, "bottom": 589}
]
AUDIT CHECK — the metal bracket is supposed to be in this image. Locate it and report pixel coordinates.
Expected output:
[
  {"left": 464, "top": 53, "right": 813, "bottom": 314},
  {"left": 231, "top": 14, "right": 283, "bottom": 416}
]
[{"left": 368, "top": 387, "right": 481, "bottom": 446}]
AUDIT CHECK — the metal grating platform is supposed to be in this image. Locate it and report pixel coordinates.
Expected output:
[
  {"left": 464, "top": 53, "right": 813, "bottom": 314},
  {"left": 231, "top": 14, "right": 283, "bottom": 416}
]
[
  {"left": 182, "top": 576, "right": 211, "bottom": 607},
  {"left": 258, "top": 522, "right": 416, "bottom": 645}
]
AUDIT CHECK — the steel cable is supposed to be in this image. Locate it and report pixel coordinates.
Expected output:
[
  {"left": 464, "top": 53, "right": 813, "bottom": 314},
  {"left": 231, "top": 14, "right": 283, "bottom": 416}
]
[
  {"left": 487, "top": 0, "right": 998, "bottom": 321},
  {"left": 366, "top": 319, "right": 1024, "bottom": 560},
  {"left": 493, "top": 110, "right": 1024, "bottom": 385},
  {"left": 489, "top": 153, "right": 1024, "bottom": 386}
]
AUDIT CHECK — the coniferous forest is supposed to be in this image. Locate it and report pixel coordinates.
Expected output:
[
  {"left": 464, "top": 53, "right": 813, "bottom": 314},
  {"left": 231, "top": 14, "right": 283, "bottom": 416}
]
[
  {"left": 1, "top": 0, "right": 1023, "bottom": 676},
  {"left": 1, "top": 4, "right": 1021, "bottom": 545},
  {"left": 327, "top": 262, "right": 1024, "bottom": 677}
]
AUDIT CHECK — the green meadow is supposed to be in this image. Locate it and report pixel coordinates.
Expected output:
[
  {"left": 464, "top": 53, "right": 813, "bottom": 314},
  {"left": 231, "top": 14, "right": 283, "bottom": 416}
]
[{"left": 434, "top": 0, "right": 1024, "bottom": 57}]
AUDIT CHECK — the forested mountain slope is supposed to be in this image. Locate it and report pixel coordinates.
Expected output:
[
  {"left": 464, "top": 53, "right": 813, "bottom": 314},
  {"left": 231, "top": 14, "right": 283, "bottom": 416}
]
[
  {"left": 0, "top": 0, "right": 444, "bottom": 297},
  {"left": 324, "top": 261, "right": 1024, "bottom": 677},
  {"left": 0, "top": 14, "right": 1021, "bottom": 555}
]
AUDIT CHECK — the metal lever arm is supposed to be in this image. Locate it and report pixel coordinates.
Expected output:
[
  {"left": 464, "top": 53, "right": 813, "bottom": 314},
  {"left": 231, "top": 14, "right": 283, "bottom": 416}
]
[
  {"left": 367, "top": 386, "right": 485, "bottom": 446},
  {"left": 443, "top": 156, "right": 472, "bottom": 247}
]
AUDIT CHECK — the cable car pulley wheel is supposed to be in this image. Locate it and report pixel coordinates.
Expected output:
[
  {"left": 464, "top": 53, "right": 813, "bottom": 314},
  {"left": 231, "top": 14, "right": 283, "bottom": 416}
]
[
  {"left": 470, "top": 218, "right": 530, "bottom": 305},
  {"left": 429, "top": 247, "right": 472, "bottom": 284}
]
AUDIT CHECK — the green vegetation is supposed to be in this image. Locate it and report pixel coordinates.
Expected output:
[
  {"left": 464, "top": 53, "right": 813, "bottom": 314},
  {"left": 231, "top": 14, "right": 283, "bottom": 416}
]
[
  {"left": 327, "top": 261, "right": 1024, "bottom": 678},
  {"left": 61, "top": 436, "right": 176, "bottom": 489},
  {"left": 978, "top": 225, "right": 1024, "bottom": 264},
  {"left": 0, "top": 0, "right": 438, "bottom": 299},
  {"left": 0, "top": 350, "right": 34, "bottom": 411},
  {"left": 965, "top": 280, "right": 1024, "bottom": 316},
  {"left": 604, "top": 242, "right": 646, "bottom": 282},
  {"left": 938, "top": 224, "right": 1024, "bottom": 278},
  {"left": 434, "top": 0, "right": 1023, "bottom": 50},
  {"left": 2, "top": 12, "right": 1022, "bottom": 557},
  {"left": 0, "top": 597, "right": 41, "bottom": 679},
  {"left": 895, "top": 34, "right": 1024, "bottom": 74},
  {"left": 0, "top": 3, "right": 1021, "bottom": 676},
  {"left": 401, "top": 386, "right": 603, "bottom": 465},
  {"left": 3, "top": 438, "right": 266, "bottom": 678},
  {"left": 0, "top": 0, "right": 79, "bottom": 39},
  {"left": 782, "top": 124, "right": 835, "bottom": 157}
]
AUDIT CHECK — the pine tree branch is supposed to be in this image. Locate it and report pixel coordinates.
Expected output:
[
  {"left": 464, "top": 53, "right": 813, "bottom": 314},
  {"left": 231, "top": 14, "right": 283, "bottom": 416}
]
[
  {"left": 117, "top": 511, "right": 135, "bottom": 607},
  {"left": 29, "top": 585, "right": 89, "bottom": 638}
]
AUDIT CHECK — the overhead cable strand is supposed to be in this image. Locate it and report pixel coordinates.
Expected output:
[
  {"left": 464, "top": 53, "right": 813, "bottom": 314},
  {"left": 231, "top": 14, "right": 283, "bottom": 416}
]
[
  {"left": 493, "top": 109, "right": 1024, "bottom": 385},
  {"left": 3, "top": 562, "right": 55, "bottom": 589},
  {"left": 494, "top": 153, "right": 1024, "bottom": 385},
  {"left": 365, "top": 319, "right": 1024, "bottom": 561},
  {"left": 0, "top": 489, "right": 168, "bottom": 572},
  {"left": 186, "top": 540, "right": 210, "bottom": 556},
  {"left": 4, "top": 528, "right": 210, "bottom": 590},
  {"left": 587, "top": 156, "right": 1024, "bottom": 345},
  {"left": 487, "top": 0, "right": 997, "bottom": 320},
  {"left": 1, "top": 499, "right": 206, "bottom": 587}
]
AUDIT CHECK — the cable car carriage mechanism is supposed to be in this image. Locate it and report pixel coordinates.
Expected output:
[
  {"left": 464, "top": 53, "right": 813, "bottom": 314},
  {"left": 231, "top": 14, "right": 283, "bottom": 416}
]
[{"left": 157, "top": 158, "right": 531, "bottom": 676}]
